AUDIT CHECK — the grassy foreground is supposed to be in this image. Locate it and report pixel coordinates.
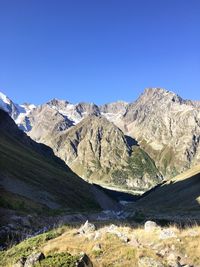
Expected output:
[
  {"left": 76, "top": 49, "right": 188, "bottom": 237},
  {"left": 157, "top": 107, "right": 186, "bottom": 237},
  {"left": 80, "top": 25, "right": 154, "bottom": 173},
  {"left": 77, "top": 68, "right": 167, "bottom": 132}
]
[{"left": 0, "top": 222, "right": 200, "bottom": 267}]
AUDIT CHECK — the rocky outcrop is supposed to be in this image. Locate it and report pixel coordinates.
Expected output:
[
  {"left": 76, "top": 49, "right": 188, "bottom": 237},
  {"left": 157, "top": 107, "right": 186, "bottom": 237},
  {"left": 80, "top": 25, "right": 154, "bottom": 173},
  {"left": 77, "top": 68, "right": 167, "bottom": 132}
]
[
  {"left": 78, "top": 220, "right": 96, "bottom": 235},
  {"left": 24, "top": 252, "right": 45, "bottom": 267},
  {"left": 77, "top": 253, "right": 93, "bottom": 267}
]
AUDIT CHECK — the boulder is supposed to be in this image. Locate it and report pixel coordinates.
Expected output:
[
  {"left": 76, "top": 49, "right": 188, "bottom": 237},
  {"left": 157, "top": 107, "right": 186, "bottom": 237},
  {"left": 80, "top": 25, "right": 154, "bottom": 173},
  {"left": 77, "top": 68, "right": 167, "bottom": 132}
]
[
  {"left": 24, "top": 252, "right": 45, "bottom": 267},
  {"left": 144, "top": 221, "right": 158, "bottom": 231},
  {"left": 76, "top": 253, "right": 93, "bottom": 267},
  {"left": 116, "top": 232, "right": 129, "bottom": 243},
  {"left": 86, "top": 233, "right": 95, "bottom": 241},
  {"left": 107, "top": 224, "right": 117, "bottom": 232},
  {"left": 78, "top": 221, "right": 96, "bottom": 235},
  {"left": 94, "top": 231, "right": 101, "bottom": 240},
  {"left": 129, "top": 236, "right": 140, "bottom": 247},
  {"left": 106, "top": 224, "right": 129, "bottom": 242},
  {"left": 166, "top": 253, "right": 182, "bottom": 267},
  {"left": 13, "top": 257, "right": 26, "bottom": 267}
]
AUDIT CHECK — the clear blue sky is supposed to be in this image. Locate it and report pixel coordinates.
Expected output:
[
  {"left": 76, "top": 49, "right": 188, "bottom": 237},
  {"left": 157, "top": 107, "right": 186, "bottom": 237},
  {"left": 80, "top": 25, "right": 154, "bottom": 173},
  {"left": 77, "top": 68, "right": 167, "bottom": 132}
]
[{"left": 0, "top": 0, "right": 200, "bottom": 104}]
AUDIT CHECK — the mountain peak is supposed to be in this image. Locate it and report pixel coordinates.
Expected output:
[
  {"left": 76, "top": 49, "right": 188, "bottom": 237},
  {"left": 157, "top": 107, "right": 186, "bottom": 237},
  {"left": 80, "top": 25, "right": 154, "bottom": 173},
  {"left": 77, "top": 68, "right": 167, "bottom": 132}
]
[
  {"left": 143, "top": 87, "right": 176, "bottom": 97},
  {"left": 138, "top": 87, "right": 185, "bottom": 105},
  {"left": 47, "top": 98, "right": 70, "bottom": 106}
]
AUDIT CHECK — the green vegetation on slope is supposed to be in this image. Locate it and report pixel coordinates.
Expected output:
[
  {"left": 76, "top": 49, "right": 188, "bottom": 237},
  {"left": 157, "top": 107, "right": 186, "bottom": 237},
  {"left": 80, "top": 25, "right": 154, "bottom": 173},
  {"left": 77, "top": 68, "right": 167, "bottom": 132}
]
[
  {"left": 111, "top": 146, "right": 161, "bottom": 191},
  {"left": 34, "top": 253, "right": 79, "bottom": 267},
  {"left": 0, "top": 227, "right": 67, "bottom": 266},
  {"left": 1, "top": 223, "right": 200, "bottom": 267}
]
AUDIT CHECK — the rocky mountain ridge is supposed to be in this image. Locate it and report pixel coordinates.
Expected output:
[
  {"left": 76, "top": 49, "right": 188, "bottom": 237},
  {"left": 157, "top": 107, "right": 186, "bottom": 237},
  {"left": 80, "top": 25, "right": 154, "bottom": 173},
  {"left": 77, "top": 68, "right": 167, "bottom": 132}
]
[
  {"left": 1, "top": 88, "right": 200, "bottom": 183},
  {"left": 43, "top": 114, "right": 162, "bottom": 191}
]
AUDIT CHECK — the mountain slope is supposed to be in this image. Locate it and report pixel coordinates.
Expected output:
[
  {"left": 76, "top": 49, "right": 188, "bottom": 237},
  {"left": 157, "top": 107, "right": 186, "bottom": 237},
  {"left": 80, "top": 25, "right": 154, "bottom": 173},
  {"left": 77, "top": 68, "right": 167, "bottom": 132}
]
[
  {"left": 121, "top": 88, "right": 200, "bottom": 177},
  {"left": 42, "top": 115, "right": 162, "bottom": 192},
  {"left": 0, "top": 109, "right": 99, "bottom": 214},
  {"left": 136, "top": 164, "right": 200, "bottom": 216}
]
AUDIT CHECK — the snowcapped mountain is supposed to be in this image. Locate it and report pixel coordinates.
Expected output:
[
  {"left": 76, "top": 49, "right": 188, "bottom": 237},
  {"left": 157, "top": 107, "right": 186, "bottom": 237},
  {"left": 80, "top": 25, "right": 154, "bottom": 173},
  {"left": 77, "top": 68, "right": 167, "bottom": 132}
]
[
  {"left": 0, "top": 91, "right": 36, "bottom": 131},
  {"left": 46, "top": 98, "right": 100, "bottom": 124},
  {"left": 0, "top": 91, "right": 128, "bottom": 134},
  {"left": 0, "top": 91, "right": 20, "bottom": 120}
]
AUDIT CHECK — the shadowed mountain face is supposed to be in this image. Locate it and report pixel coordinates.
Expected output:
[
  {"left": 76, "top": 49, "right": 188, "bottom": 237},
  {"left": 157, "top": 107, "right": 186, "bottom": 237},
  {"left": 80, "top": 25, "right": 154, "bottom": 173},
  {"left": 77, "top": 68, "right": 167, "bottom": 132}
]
[
  {"left": 41, "top": 115, "right": 162, "bottom": 192},
  {"left": 136, "top": 164, "right": 200, "bottom": 217},
  {"left": 0, "top": 109, "right": 100, "bottom": 214}
]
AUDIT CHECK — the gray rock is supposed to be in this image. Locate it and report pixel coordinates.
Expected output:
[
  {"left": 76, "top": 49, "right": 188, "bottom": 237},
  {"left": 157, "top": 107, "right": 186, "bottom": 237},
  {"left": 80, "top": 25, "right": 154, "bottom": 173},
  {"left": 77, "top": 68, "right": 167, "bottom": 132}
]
[
  {"left": 106, "top": 225, "right": 129, "bottom": 242},
  {"left": 138, "top": 256, "right": 164, "bottom": 267},
  {"left": 187, "top": 230, "right": 199, "bottom": 237},
  {"left": 166, "top": 253, "right": 182, "bottom": 267},
  {"left": 159, "top": 229, "right": 176, "bottom": 239},
  {"left": 78, "top": 221, "right": 96, "bottom": 235},
  {"left": 13, "top": 257, "right": 26, "bottom": 267},
  {"left": 144, "top": 221, "right": 158, "bottom": 231},
  {"left": 92, "top": 243, "right": 102, "bottom": 252},
  {"left": 94, "top": 232, "right": 101, "bottom": 240},
  {"left": 107, "top": 224, "right": 117, "bottom": 232},
  {"left": 76, "top": 253, "right": 93, "bottom": 267},
  {"left": 156, "top": 248, "right": 169, "bottom": 257},
  {"left": 24, "top": 252, "right": 45, "bottom": 267},
  {"left": 116, "top": 232, "right": 129, "bottom": 243},
  {"left": 129, "top": 236, "right": 140, "bottom": 247}
]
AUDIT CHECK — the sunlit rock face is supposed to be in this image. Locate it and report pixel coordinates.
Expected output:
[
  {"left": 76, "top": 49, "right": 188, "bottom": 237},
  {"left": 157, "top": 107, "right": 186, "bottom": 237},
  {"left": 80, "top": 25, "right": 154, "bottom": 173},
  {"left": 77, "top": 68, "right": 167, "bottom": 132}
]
[{"left": 121, "top": 88, "right": 200, "bottom": 177}]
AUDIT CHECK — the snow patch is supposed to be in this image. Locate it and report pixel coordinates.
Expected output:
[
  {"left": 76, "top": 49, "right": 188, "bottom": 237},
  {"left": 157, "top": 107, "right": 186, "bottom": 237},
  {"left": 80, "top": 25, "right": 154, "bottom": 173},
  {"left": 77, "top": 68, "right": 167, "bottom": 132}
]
[{"left": 0, "top": 92, "right": 10, "bottom": 104}]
